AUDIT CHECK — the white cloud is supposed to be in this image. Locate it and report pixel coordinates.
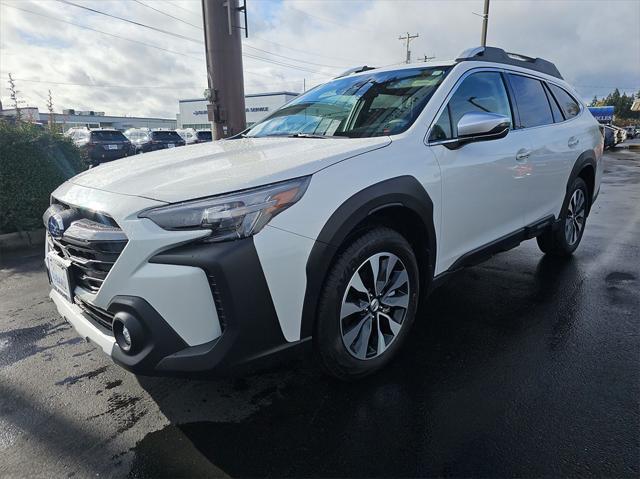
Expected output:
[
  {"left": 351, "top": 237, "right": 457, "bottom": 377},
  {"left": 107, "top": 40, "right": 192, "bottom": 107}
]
[{"left": 1, "top": 0, "right": 638, "bottom": 119}]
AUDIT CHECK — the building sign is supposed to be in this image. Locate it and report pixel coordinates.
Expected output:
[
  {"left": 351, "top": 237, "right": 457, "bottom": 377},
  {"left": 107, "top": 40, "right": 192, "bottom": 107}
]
[
  {"left": 588, "top": 106, "right": 615, "bottom": 123},
  {"left": 246, "top": 107, "right": 269, "bottom": 113},
  {"left": 193, "top": 110, "right": 208, "bottom": 116}
]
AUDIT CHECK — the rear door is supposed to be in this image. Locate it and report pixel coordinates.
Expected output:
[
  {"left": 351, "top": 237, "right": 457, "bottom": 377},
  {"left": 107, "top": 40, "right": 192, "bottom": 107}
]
[
  {"left": 506, "top": 74, "right": 577, "bottom": 224},
  {"left": 428, "top": 70, "right": 528, "bottom": 271}
]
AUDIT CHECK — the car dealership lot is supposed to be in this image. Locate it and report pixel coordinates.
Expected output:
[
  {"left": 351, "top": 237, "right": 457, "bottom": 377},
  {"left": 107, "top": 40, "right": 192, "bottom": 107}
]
[{"left": 1, "top": 148, "right": 638, "bottom": 478}]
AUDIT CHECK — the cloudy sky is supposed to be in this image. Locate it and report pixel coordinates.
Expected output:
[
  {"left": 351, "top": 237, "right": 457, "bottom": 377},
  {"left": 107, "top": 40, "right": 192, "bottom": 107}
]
[{"left": 1, "top": 0, "right": 638, "bottom": 119}]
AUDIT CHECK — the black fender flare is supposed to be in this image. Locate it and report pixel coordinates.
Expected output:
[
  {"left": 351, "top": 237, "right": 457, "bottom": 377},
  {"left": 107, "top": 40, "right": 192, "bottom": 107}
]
[
  {"left": 300, "top": 175, "right": 436, "bottom": 339},
  {"left": 566, "top": 149, "right": 597, "bottom": 213}
]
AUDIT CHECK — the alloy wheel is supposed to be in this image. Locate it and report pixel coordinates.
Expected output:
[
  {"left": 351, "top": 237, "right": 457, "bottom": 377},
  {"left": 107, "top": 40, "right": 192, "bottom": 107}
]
[
  {"left": 565, "top": 188, "right": 586, "bottom": 246},
  {"left": 339, "top": 252, "right": 410, "bottom": 360}
]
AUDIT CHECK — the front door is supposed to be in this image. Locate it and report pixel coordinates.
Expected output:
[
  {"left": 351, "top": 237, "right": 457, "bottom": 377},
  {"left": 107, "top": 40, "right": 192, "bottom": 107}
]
[{"left": 428, "top": 70, "right": 529, "bottom": 273}]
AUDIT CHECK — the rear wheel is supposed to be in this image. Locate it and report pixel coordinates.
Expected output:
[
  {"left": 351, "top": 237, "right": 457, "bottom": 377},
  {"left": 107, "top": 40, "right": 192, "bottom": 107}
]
[
  {"left": 537, "top": 177, "right": 589, "bottom": 256},
  {"left": 314, "top": 227, "right": 419, "bottom": 380}
]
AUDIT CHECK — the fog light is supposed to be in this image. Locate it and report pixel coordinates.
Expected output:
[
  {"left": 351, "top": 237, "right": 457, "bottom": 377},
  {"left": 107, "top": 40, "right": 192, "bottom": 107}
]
[{"left": 112, "top": 312, "right": 143, "bottom": 355}]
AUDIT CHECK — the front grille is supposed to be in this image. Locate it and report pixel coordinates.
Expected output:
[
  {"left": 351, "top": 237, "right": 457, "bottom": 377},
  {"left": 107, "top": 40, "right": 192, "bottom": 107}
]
[
  {"left": 46, "top": 202, "right": 128, "bottom": 294},
  {"left": 75, "top": 297, "right": 115, "bottom": 332}
]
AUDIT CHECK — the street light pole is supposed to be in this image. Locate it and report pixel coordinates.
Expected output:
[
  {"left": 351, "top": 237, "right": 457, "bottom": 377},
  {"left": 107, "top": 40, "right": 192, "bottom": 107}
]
[{"left": 202, "top": 0, "right": 247, "bottom": 139}]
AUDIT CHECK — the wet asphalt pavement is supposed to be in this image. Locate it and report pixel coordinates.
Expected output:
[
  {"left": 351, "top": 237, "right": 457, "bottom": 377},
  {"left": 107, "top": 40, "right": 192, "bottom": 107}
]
[{"left": 1, "top": 148, "right": 639, "bottom": 478}]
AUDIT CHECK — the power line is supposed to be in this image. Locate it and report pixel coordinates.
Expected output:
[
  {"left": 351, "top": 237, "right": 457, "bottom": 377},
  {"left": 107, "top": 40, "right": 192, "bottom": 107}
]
[
  {"left": 1, "top": 4, "right": 328, "bottom": 79},
  {"left": 243, "top": 44, "right": 346, "bottom": 69},
  {"left": 57, "top": 0, "right": 202, "bottom": 43},
  {"left": 248, "top": 35, "right": 364, "bottom": 65},
  {"left": 132, "top": 0, "right": 203, "bottom": 30},
  {"left": 4, "top": 3, "right": 340, "bottom": 81},
  {"left": 243, "top": 52, "right": 332, "bottom": 75},
  {"left": 126, "top": 0, "right": 350, "bottom": 68},
  {"left": 286, "top": 5, "right": 372, "bottom": 34},
  {"left": 163, "top": 0, "right": 199, "bottom": 16},
  {"left": 12, "top": 78, "right": 199, "bottom": 89},
  {"left": 54, "top": 0, "right": 336, "bottom": 74},
  {"left": 2, "top": 4, "right": 203, "bottom": 60}
]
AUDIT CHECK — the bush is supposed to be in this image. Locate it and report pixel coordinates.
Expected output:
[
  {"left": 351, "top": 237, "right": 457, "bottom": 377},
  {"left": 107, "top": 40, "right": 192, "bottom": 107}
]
[{"left": 0, "top": 121, "right": 86, "bottom": 234}]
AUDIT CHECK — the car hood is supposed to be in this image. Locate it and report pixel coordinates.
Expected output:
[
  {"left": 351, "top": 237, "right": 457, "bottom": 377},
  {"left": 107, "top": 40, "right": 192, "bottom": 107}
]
[{"left": 70, "top": 136, "right": 391, "bottom": 203}]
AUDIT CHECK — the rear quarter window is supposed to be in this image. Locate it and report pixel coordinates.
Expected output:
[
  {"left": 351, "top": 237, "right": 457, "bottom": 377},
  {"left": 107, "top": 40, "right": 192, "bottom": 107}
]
[
  {"left": 152, "top": 131, "right": 182, "bottom": 141},
  {"left": 548, "top": 83, "right": 581, "bottom": 119},
  {"left": 91, "top": 130, "right": 128, "bottom": 141}
]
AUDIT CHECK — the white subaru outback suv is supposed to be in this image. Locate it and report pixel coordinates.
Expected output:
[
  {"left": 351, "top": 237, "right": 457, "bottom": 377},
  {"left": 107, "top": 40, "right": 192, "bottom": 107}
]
[{"left": 44, "top": 47, "right": 603, "bottom": 380}]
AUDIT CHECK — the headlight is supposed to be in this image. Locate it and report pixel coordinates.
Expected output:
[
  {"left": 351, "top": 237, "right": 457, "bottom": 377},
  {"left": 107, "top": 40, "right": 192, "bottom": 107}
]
[{"left": 139, "top": 176, "right": 311, "bottom": 242}]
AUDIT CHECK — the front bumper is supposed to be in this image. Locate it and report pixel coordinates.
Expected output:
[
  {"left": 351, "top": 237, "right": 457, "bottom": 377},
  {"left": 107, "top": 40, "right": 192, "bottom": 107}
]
[
  {"left": 46, "top": 181, "right": 309, "bottom": 375},
  {"left": 49, "top": 236, "right": 302, "bottom": 376}
]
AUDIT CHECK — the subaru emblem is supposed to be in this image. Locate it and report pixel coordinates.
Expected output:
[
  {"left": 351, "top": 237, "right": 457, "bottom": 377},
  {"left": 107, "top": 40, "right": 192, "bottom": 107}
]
[{"left": 47, "top": 214, "right": 65, "bottom": 239}]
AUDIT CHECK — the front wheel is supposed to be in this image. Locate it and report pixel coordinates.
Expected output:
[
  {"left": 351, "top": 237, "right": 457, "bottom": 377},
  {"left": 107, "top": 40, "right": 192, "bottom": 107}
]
[
  {"left": 537, "top": 177, "right": 589, "bottom": 257},
  {"left": 314, "top": 227, "right": 420, "bottom": 380}
]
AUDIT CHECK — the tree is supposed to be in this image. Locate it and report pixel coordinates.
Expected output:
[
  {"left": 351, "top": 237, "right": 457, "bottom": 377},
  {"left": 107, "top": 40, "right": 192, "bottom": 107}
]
[
  {"left": 46, "top": 89, "right": 57, "bottom": 132},
  {"left": 7, "top": 73, "right": 21, "bottom": 121}
]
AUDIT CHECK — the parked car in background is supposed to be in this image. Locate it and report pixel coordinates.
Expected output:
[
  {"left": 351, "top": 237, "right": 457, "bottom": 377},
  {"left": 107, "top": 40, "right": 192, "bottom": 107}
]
[
  {"left": 194, "top": 130, "right": 213, "bottom": 143},
  {"left": 177, "top": 128, "right": 213, "bottom": 144},
  {"left": 176, "top": 128, "right": 198, "bottom": 144},
  {"left": 124, "top": 128, "right": 185, "bottom": 153},
  {"left": 610, "top": 125, "right": 626, "bottom": 143},
  {"left": 66, "top": 128, "right": 134, "bottom": 166},
  {"left": 603, "top": 126, "right": 617, "bottom": 149},
  {"left": 624, "top": 126, "right": 635, "bottom": 139},
  {"left": 44, "top": 46, "right": 603, "bottom": 380}
]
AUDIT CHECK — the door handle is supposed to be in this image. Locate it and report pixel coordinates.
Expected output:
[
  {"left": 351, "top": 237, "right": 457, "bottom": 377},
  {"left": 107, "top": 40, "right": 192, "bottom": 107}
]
[
  {"left": 568, "top": 137, "right": 580, "bottom": 147},
  {"left": 516, "top": 149, "right": 531, "bottom": 161}
]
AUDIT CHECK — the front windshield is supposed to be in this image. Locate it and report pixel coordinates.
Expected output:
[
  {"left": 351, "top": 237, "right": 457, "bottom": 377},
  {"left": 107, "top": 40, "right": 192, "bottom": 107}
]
[{"left": 245, "top": 66, "right": 451, "bottom": 138}]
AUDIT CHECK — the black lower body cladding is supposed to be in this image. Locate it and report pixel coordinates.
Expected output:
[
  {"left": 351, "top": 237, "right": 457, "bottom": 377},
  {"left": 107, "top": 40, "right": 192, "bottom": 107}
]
[{"left": 137, "top": 237, "right": 298, "bottom": 375}]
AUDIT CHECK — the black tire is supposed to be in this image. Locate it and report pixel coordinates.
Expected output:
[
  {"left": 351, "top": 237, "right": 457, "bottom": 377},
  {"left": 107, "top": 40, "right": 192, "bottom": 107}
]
[
  {"left": 314, "top": 227, "right": 420, "bottom": 381},
  {"left": 537, "top": 177, "right": 589, "bottom": 257}
]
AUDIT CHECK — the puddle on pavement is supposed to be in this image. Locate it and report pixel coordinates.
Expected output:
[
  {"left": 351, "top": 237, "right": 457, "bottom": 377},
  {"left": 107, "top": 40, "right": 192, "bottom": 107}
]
[{"left": 0, "top": 320, "right": 77, "bottom": 369}]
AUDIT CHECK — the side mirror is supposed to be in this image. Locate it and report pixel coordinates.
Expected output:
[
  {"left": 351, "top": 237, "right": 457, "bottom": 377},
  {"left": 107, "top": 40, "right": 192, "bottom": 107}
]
[{"left": 446, "top": 112, "right": 511, "bottom": 149}]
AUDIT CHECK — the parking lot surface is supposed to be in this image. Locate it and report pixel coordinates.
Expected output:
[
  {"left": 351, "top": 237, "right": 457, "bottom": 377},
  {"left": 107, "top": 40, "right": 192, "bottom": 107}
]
[{"left": 1, "top": 148, "right": 639, "bottom": 478}]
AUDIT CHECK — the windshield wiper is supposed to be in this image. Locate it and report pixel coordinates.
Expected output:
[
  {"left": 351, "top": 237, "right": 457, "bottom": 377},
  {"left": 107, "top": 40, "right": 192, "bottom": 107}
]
[{"left": 287, "top": 133, "right": 348, "bottom": 139}]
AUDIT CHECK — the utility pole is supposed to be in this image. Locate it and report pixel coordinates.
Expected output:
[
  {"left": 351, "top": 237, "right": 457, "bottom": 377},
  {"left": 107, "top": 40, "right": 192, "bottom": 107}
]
[
  {"left": 398, "top": 32, "right": 419, "bottom": 64},
  {"left": 202, "top": 0, "right": 247, "bottom": 139},
  {"left": 480, "top": 0, "right": 490, "bottom": 47}
]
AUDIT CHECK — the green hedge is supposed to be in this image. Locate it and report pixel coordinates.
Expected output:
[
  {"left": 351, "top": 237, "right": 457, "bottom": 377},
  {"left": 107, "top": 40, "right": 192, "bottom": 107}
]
[{"left": 0, "top": 121, "right": 86, "bottom": 234}]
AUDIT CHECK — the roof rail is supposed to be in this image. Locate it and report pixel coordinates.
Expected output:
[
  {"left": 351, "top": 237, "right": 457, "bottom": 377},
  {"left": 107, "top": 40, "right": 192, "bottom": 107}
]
[
  {"left": 456, "top": 46, "right": 563, "bottom": 79},
  {"left": 334, "top": 65, "right": 377, "bottom": 79}
]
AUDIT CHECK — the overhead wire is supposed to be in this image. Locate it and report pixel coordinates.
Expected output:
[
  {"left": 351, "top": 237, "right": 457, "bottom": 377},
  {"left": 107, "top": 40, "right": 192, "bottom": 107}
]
[
  {"left": 57, "top": 0, "right": 203, "bottom": 43},
  {"left": 132, "top": 0, "right": 203, "bottom": 30},
  {"left": 2, "top": 3, "right": 203, "bottom": 60}
]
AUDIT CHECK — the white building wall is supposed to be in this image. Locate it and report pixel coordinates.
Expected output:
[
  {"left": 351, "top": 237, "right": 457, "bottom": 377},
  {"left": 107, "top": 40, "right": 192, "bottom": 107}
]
[{"left": 178, "top": 92, "right": 299, "bottom": 129}]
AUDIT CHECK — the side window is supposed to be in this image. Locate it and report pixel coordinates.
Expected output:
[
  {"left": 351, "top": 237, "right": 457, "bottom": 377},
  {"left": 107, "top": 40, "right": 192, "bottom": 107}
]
[
  {"left": 548, "top": 83, "right": 580, "bottom": 119},
  {"left": 508, "top": 74, "right": 554, "bottom": 128},
  {"left": 544, "top": 84, "right": 564, "bottom": 122},
  {"left": 432, "top": 72, "right": 512, "bottom": 141},
  {"left": 429, "top": 105, "right": 452, "bottom": 141}
]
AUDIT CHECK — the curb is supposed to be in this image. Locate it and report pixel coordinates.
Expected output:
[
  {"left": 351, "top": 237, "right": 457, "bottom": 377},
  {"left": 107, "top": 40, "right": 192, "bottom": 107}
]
[{"left": 0, "top": 229, "right": 45, "bottom": 253}]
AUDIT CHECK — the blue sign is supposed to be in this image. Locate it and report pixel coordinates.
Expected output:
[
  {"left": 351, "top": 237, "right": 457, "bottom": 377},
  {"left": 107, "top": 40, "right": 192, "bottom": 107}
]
[{"left": 588, "top": 106, "right": 614, "bottom": 123}]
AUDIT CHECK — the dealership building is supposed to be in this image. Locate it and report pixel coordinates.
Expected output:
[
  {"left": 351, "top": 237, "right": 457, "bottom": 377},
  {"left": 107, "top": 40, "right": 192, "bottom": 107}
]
[
  {"left": 0, "top": 106, "right": 176, "bottom": 131},
  {"left": 177, "top": 91, "right": 299, "bottom": 130}
]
